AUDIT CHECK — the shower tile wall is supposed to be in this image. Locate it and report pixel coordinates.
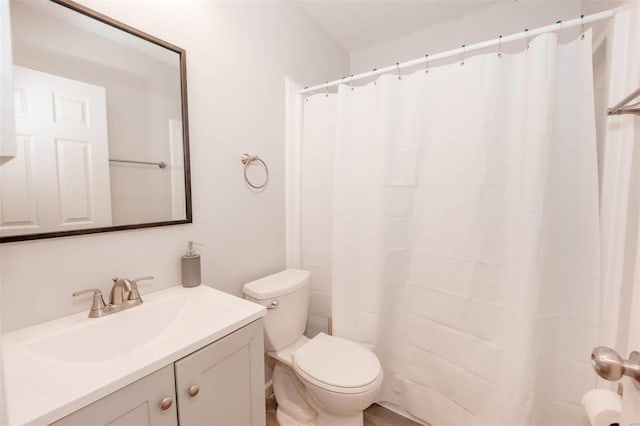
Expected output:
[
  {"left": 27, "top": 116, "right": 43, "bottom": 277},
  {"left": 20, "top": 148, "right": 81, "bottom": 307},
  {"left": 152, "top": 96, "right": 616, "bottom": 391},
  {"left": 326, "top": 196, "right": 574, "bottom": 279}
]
[{"left": 300, "top": 95, "right": 337, "bottom": 337}]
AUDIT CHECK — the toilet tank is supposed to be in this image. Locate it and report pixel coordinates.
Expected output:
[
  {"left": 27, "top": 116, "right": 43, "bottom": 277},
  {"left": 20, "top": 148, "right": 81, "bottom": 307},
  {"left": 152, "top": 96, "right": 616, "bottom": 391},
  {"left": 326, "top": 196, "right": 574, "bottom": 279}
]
[{"left": 243, "top": 269, "right": 311, "bottom": 352}]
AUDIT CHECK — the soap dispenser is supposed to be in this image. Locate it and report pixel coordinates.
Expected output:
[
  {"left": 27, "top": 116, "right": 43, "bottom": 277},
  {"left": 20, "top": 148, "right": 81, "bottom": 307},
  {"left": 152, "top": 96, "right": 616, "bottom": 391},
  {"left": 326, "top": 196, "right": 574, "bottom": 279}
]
[{"left": 182, "top": 241, "right": 202, "bottom": 288}]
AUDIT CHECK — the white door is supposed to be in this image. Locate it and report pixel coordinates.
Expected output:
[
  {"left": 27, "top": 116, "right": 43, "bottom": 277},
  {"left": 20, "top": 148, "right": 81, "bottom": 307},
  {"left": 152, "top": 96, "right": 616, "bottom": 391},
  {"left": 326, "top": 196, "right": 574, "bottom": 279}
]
[
  {"left": 621, "top": 255, "right": 640, "bottom": 424},
  {"left": 0, "top": 66, "right": 111, "bottom": 236}
]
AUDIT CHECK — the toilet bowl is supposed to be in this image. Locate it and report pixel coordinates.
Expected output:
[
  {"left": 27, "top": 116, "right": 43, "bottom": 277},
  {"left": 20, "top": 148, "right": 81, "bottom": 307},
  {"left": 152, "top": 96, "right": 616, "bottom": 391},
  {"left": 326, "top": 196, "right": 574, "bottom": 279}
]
[{"left": 243, "top": 269, "right": 382, "bottom": 426}]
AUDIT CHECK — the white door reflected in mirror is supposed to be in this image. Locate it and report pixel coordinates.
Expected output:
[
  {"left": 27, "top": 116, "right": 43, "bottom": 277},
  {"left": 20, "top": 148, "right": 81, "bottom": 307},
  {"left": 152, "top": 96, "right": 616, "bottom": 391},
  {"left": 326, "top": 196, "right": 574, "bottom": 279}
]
[{"left": 1, "top": 66, "right": 112, "bottom": 237}]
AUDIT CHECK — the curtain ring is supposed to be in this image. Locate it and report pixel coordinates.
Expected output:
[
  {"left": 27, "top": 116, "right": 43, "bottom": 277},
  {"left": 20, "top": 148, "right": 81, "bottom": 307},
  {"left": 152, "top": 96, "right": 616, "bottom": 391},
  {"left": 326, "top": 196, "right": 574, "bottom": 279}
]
[{"left": 241, "top": 153, "right": 269, "bottom": 190}]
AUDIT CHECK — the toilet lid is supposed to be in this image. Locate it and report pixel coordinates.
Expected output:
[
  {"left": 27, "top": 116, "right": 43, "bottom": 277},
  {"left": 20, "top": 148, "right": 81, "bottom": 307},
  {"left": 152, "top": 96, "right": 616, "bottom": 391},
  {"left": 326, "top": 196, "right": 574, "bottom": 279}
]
[{"left": 292, "top": 333, "right": 381, "bottom": 392}]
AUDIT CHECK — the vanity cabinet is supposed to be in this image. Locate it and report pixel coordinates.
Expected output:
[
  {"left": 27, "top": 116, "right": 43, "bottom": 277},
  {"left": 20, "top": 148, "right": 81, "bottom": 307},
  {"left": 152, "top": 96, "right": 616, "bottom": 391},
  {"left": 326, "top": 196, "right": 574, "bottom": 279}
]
[
  {"left": 50, "top": 320, "right": 265, "bottom": 426},
  {"left": 51, "top": 365, "right": 178, "bottom": 426}
]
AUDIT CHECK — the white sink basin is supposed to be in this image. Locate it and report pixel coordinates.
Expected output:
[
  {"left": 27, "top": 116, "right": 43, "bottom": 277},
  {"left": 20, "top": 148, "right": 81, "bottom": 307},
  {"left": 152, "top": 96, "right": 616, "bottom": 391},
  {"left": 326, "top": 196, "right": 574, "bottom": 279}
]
[
  {"left": 2, "top": 285, "right": 266, "bottom": 425},
  {"left": 25, "top": 292, "right": 186, "bottom": 364}
]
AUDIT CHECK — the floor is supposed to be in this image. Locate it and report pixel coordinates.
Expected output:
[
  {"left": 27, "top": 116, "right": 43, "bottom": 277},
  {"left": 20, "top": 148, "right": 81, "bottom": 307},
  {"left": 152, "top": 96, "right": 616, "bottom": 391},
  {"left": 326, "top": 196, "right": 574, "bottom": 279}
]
[{"left": 266, "top": 397, "right": 423, "bottom": 426}]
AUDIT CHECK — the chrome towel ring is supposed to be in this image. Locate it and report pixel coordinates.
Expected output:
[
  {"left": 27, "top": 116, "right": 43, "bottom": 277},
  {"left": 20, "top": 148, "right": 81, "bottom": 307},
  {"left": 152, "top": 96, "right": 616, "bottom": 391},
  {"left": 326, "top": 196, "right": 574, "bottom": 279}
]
[{"left": 241, "top": 153, "right": 269, "bottom": 190}]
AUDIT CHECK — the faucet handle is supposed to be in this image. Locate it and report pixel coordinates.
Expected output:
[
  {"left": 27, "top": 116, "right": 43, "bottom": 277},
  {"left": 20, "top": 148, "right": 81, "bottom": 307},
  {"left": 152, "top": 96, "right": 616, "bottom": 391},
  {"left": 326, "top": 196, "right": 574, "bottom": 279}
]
[
  {"left": 73, "top": 289, "right": 108, "bottom": 317},
  {"left": 128, "top": 276, "right": 154, "bottom": 302},
  {"left": 132, "top": 276, "right": 154, "bottom": 284}
]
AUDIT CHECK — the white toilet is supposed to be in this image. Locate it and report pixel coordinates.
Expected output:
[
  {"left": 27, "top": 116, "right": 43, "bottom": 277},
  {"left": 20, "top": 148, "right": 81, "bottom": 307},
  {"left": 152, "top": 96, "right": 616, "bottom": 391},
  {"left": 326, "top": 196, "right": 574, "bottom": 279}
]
[{"left": 243, "top": 269, "right": 383, "bottom": 426}]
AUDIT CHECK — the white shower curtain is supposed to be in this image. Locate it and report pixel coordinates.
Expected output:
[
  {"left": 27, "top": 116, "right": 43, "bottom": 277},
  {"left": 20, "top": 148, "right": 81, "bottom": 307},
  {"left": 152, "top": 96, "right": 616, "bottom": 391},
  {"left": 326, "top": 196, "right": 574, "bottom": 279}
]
[{"left": 300, "top": 32, "right": 600, "bottom": 426}]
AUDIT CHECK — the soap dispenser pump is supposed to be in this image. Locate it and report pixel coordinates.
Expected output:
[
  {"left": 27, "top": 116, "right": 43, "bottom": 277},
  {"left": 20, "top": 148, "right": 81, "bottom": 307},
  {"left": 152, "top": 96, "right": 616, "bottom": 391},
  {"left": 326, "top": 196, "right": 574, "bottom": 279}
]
[{"left": 182, "top": 241, "right": 202, "bottom": 288}]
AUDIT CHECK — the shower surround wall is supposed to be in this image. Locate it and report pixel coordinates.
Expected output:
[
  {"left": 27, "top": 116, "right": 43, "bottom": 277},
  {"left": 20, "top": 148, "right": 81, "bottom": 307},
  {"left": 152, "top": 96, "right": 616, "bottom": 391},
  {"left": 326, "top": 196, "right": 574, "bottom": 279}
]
[
  {"left": 0, "top": 0, "right": 349, "bottom": 332},
  {"left": 299, "top": 95, "right": 337, "bottom": 337}
]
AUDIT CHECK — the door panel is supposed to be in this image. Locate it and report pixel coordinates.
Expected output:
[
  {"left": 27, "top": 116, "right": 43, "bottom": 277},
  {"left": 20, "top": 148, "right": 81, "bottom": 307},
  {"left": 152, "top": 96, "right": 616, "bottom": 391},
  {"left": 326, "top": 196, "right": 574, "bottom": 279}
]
[
  {"left": 52, "top": 93, "right": 88, "bottom": 126},
  {"left": 55, "top": 138, "right": 94, "bottom": 225},
  {"left": 0, "top": 135, "right": 36, "bottom": 229}
]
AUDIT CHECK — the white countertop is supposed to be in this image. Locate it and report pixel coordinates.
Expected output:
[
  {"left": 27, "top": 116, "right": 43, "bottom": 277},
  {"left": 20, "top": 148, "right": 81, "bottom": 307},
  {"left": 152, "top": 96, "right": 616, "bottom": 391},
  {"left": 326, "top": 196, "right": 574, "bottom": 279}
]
[{"left": 2, "top": 285, "right": 266, "bottom": 425}]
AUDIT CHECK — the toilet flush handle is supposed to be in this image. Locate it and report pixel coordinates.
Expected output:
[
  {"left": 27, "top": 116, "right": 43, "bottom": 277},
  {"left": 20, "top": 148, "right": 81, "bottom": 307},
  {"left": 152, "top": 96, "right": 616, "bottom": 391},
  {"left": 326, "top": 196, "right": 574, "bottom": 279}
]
[{"left": 267, "top": 300, "right": 279, "bottom": 309}]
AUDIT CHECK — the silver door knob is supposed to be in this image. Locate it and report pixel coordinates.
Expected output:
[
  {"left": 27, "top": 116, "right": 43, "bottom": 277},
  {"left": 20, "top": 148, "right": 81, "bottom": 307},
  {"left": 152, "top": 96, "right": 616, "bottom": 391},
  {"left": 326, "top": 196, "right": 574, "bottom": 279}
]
[
  {"left": 591, "top": 346, "right": 640, "bottom": 386},
  {"left": 188, "top": 384, "right": 200, "bottom": 397},
  {"left": 160, "top": 397, "right": 173, "bottom": 410}
]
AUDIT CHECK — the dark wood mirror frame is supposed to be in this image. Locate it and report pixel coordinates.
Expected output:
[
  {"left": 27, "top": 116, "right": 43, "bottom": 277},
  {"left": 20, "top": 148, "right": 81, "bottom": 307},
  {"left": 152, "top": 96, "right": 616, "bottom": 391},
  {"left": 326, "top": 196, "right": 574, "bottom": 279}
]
[{"left": 1, "top": 0, "right": 192, "bottom": 243}]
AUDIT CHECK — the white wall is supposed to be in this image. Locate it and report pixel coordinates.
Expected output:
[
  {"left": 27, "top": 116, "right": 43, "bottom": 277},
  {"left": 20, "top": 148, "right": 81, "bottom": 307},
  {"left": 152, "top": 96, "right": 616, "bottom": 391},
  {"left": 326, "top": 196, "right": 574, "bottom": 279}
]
[
  {"left": 350, "top": 1, "right": 593, "bottom": 75},
  {"left": 0, "top": 2, "right": 11, "bottom": 418},
  {"left": 0, "top": 0, "right": 348, "bottom": 332}
]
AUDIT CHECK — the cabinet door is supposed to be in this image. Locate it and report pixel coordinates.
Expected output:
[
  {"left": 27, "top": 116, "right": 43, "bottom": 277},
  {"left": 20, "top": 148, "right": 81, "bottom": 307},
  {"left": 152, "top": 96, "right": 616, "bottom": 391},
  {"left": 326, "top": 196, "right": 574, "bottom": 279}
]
[
  {"left": 51, "top": 365, "right": 177, "bottom": 426},
  {"left": 175, "top": 319, "right": 266, "bottom": 426}
]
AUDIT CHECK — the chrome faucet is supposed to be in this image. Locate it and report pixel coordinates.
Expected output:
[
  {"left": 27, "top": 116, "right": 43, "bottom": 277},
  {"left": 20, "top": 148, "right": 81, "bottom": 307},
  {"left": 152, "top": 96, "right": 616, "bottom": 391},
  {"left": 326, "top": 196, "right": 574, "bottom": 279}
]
[
  {"left": 110, "top": 277, "right": 132, "bottom": 305},
  {"left": 74, "top": 276, "right": 154, "bottom": 318}
]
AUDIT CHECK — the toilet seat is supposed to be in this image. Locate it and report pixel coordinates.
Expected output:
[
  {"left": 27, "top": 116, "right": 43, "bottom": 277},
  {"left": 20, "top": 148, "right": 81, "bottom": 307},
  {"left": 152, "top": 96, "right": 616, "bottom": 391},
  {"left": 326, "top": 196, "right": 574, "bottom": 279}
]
[{"left": 292, "top": 333, "right": 382, "bottom": 395}]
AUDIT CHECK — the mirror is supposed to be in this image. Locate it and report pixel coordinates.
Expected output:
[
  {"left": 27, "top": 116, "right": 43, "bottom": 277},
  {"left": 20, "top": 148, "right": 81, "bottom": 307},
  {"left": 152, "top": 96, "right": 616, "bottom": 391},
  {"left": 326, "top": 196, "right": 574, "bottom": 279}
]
[{"left": 1, "top": 0, "right": 192, "bottom": 243}]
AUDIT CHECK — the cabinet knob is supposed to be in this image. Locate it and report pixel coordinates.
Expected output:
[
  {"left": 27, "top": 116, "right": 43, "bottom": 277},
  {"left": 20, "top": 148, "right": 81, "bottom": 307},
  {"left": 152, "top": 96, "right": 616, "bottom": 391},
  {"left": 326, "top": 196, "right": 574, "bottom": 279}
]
[
  {"left": 160, "top": 397, "right": 173, "bottom": 411},
  {"left": 188, "top": 384, "right": 200, "bottom": 398}
]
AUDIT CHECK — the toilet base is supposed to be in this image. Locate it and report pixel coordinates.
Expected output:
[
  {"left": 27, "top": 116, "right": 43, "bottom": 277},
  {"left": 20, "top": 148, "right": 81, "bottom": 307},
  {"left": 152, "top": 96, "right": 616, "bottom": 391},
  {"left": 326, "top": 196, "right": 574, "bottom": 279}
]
[
  {"left": 277, "top": 407, "right": 314, "bottom": 426},
  {"left": 272, "top": 362, "right": 370, "bottom": 426}
]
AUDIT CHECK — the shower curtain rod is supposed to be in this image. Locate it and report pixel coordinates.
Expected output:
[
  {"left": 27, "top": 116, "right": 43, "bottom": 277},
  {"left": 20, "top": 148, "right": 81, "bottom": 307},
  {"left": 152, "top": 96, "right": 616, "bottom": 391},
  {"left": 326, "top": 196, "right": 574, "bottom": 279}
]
[{"left": 300, "top": 7, "right": 621, "bottom": 95}]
